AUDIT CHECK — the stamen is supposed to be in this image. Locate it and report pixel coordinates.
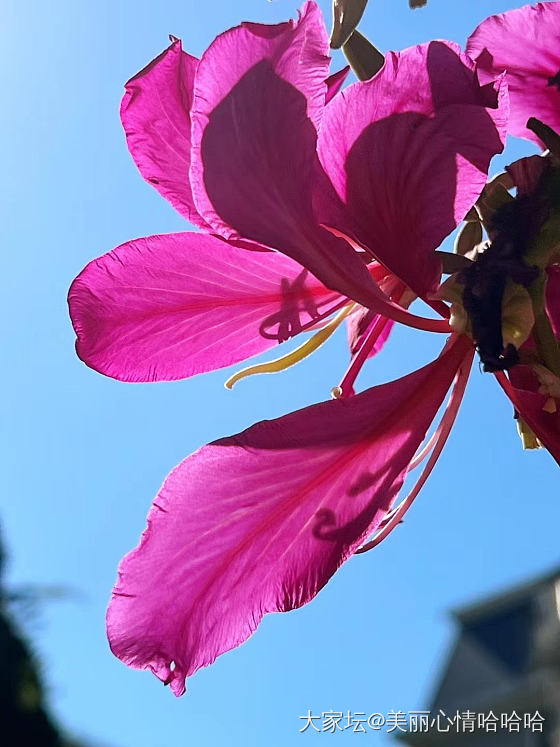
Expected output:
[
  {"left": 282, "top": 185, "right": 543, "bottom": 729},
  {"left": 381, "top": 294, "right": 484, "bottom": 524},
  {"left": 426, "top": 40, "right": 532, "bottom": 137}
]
[
  {"left": 225, "top": 304, "right": 354, "bottom": 389},
  {"left": 425, "top": 298, "right": 451, "bottom": 320},
  {"left": 408, "top": 428, "right": 440, "bottom": 471},
  {"left": 371, "top": 285, "right": 451, "bottom": 332},
  {"left": 355, "top": 348, "right": 474, "bottom": 554},
  {"left": 338, "top": 313, "right": 393, "bottom": 397},
  {"left": 338, "top": 285, "right": 421, "bottom": 397}
]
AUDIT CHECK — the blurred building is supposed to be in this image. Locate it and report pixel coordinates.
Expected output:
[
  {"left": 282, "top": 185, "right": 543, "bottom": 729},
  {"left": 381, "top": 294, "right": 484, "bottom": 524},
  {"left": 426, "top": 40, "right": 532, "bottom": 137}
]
[{"left": 398, "top": 569, "right": 560, "bottom": 746}]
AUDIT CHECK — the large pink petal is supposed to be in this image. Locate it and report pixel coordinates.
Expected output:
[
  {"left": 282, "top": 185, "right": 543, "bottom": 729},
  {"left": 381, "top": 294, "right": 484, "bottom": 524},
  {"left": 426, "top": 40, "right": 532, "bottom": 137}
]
[
  {"left": 68, "top": 232, "right": 340, "bottom": 382},
  {"left": 107, "top": 334, "right": 471, "bottom": 695},
  {"left": 317, "top": 41, "right": 508, "bottom": 298},
  {"left": 467, "top": 3, "right": 560, "bottom": 146},
  {"left": 325, "top": 65, "right": 350, "bottom": 102},
  {"left": 121, "top": 39, "right": 210, "bottom": 229},
  {"left": 189, "top": 2, "right": 380, "bottom": 308}
]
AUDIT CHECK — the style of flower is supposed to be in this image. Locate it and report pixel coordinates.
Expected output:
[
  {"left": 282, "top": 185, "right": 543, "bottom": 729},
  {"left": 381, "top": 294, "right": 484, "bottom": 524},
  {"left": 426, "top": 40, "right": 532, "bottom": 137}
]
[{"left": 69, "top": 2, "right": 560, "bottom": 698}]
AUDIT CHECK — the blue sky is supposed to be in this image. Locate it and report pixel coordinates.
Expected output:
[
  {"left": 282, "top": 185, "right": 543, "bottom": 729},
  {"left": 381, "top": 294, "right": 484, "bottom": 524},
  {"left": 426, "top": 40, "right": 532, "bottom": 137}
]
[{"left": 1, "top": 0, "right": 558, "bottom": 745}]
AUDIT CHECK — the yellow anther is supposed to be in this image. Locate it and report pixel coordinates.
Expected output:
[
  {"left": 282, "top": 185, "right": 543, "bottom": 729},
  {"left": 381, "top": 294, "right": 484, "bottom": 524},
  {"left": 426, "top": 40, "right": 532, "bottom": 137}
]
[{"left": 224, "top": 304, "right": 354, "bottom": 390}]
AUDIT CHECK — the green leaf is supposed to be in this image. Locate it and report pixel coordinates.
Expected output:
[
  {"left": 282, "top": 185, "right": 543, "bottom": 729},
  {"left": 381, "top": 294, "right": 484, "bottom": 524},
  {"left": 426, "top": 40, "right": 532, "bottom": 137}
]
[
  {"left": 342, "top": 30, "right": 384, "bottom": 81},
  {"left": 330, "top": 0, "right": 368, "bottom": 49}
]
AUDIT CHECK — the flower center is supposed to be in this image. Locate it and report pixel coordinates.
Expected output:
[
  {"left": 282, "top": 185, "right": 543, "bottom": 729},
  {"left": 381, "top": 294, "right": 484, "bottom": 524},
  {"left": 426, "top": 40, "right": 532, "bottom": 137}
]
[
  {"left": 441, "top": 154, "right": 560, "bottom": 382},
  {"left": 457, "top": 200, "right": 540, "bottom": 371}
]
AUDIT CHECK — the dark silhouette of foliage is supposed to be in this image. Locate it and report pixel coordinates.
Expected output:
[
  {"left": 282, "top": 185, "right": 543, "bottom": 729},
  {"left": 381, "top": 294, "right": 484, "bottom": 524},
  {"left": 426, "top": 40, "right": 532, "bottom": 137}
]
[{"left": 0, "top": 525, "right": 85, "bottom": 746}]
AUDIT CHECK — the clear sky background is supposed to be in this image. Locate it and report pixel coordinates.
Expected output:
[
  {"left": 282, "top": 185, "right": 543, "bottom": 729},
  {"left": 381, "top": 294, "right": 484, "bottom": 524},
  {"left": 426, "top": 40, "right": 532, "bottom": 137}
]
[{"left": 1, "top": 0, "right": 557, "bottom": 745}]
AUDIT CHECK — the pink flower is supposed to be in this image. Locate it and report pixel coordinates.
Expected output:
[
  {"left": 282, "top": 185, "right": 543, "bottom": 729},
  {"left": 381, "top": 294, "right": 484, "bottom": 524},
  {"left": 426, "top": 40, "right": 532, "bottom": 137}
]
[
  {"left": 68, "top": 2, "right": 506, "bottom": 384},
  {"left": 467, "top": 2, "right": 560, "bottom": 146},
  {"left": 108, "top": 333, "right": 475, "bottom": 696},
  {"left": 68, "top": 3, "right": 516, "bottom": 695}
]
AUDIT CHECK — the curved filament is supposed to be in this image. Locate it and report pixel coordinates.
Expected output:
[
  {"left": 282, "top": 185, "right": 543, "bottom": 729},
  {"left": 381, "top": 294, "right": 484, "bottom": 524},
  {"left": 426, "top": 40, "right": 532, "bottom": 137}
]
[
  {"left": 408, "top": 428, "right": 441, "bottom": 472},
  {"left": 355, "top": 347, "right": 474, "bottom": 554},
  {"left": 338, "top": 314, "right": 393, "bottom": 397}
]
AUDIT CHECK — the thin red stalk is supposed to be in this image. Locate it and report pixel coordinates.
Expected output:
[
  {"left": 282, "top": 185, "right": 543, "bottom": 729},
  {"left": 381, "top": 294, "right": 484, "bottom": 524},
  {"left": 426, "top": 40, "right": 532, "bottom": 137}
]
[
  {"left": 426, "top": 298, "right": 451, "bottom": 319},
  {"left": 355, "top": 347, "right": 474, "bottom": 554},
  {"left": 338, "top": 314, "right": 392, "bottom": 397},
  {"left": 408, "top": 428, "right": 440, "bottom": 472}
]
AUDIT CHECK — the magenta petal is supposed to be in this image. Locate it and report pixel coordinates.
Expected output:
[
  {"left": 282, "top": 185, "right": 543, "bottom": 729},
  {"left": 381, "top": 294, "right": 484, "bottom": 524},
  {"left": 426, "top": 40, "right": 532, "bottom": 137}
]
[
  {"left": 318, "top": 41, "right": 508, "bottom": 298},
  {"left": 107, "top": 336, "right": 471, "bottom": 695},
  {"left": 189, "top": 2, "right": 379, "bottom": 308},
  {"left": 467, "top": 3, "right": 560, "bottom": 145},
  {"left": 121, "top": 39, "right": 209, "bottom": 229},
  {"left": 68, "top": 232, "right": 340, "bottom": 382},
  {"left": 325, "top": 65, "right": 350, "bottom": 102}
]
